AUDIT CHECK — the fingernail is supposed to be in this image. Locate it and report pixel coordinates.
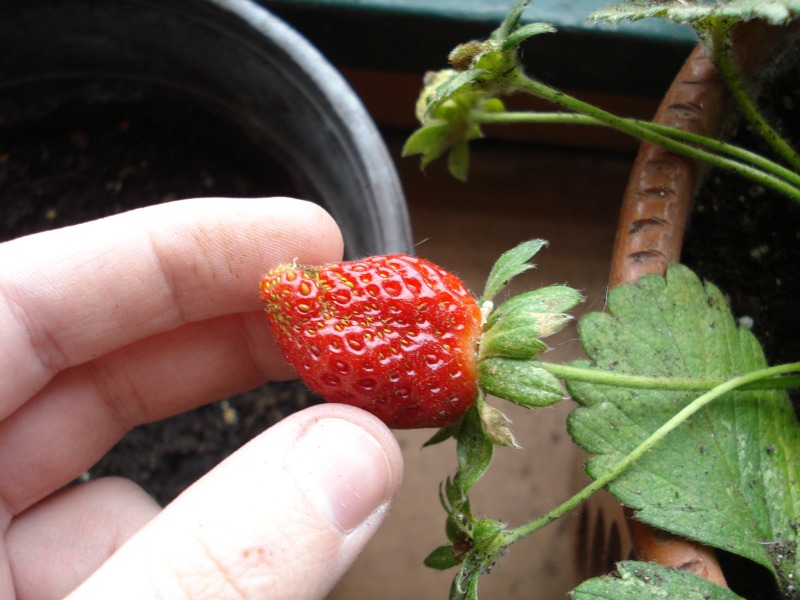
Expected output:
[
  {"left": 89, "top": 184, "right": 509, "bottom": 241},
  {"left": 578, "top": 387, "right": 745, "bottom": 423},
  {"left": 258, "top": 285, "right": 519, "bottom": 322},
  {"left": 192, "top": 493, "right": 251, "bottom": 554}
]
[{"left": 288, "top": 418, "right": 394, "bottom": 532}]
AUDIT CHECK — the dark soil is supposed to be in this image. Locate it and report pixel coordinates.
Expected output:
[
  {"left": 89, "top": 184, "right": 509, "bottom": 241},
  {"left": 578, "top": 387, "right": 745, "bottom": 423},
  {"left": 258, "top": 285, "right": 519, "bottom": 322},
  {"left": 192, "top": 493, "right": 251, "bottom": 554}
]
[
  {"left": 680, "top": 36, "right": 799, "bottom": 600},
  {"left": 1, "top": 106, "right": 322, "bottom": 505},
  {"left": 680, "top": 37, "right": 800, "bottom": 420}
]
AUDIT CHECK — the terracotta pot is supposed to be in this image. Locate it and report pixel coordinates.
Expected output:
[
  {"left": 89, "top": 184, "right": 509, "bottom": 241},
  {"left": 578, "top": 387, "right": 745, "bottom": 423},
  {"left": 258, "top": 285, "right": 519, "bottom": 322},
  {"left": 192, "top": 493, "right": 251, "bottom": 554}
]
[{"left": 607, "top": 21, "right": 798, "bottom": 588}]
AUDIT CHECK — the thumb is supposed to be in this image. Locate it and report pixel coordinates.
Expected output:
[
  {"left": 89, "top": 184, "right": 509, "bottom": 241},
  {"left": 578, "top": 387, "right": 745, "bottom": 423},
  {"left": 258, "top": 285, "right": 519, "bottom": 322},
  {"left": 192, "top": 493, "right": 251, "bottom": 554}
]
[{"left": 67, "top": 404, "right": 403, "bottom": 600}]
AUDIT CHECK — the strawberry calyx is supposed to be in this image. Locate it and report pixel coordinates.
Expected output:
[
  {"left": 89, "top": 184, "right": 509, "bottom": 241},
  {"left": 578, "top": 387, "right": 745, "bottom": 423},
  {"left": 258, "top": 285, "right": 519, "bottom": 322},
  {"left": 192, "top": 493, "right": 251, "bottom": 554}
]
[
  {"left": 425, "top": 240, "right": 583, "bottom": 449},
  {"left": 423, "top": 240, "right": 583, "bottom": 591}
]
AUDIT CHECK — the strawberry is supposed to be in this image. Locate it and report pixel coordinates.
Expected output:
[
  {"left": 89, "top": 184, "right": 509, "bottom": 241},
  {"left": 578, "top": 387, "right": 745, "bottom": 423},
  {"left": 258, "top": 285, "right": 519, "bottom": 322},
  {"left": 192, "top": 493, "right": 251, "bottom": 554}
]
[{"left": 260, "top": 254, "right": 482, "bottom": 428}]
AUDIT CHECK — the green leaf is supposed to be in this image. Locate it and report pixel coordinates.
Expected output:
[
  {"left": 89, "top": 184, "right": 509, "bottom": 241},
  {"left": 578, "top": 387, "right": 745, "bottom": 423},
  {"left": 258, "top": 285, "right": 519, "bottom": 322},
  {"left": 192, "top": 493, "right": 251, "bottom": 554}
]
[
  {"left": 481, "top": 239, "right": 547, "bottom": 303},
  {"left": 425, "top": 545, "right": 461, "bottom": 570},
  {"left": 479, "top": 357, "right": 563, "bottom": 407},
  {"left": 572, "top": 561, "right": 745, "bottom": 599},
  {"left": 567, "top": 264, "right": 800, "bottom": 592},
  {"left": 455, "top": 405, "right": 494, "bottom": 494},
  {"left": 591, "top": 0, "right": 800, "bottom": 26}
]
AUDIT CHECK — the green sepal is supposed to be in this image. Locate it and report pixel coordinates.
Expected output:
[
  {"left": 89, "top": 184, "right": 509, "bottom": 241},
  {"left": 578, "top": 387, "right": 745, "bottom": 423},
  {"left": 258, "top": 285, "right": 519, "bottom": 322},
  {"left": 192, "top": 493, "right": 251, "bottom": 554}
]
[
  {"left": 502, "top": 22, "right": 556, "bottom": 50},
  {"left": 482, "top": 97, "right": 506, "bottom": 113},
  {"left": 450, "top": 555, "right": 482, "bottom": 600},
  {"left": 454, "top": 405, "right": 494, "bottom": 494},
  {"left": 448, "top": 139, "right": 471, "bottom": 182},
  {"left": 402, "top": 122, "right": 450, "bottom": 157},
  {"left": 479, "top": 357, "right": 564, "bottom": 407},
  {"left": 425, "top": 545, "right": 462, "bottom": 570},
  {"left": 481, "top": 285, "right": 582, "bottom": 359},
  {"left": 473, "top": 518, "right": 504, "bottom": 550},
  {"left": 477, "top": 399, "right": 520, "bottom": 448},
  {"left": 481, "top": 239, "right": 547, "bottom": 303},
  {"left": 424, "top": 416, "right": 464, "bottom": 447},
  {"left": 479, "top": 322, "right": 549, "bottom": 359},
  {"left": 492, "top": 0, "right": 530, "bottom": 42},
  {"left": 472, "top": 43, "right": 509, "bottom": 74},
  {"left": 443, "top": 475, "right": 464, "bottom": 511},
  {"left": 423, "top": 69, "right": 488, "bottom": 120},
  {"left": 440, "top": 476, "right": 474, "bottom": 549},
  {"left": 487, "top": 285, "right": 583, "bottom": 329},
  {"left": 445, "top": 510, "right": 460, "bottom": 543}
]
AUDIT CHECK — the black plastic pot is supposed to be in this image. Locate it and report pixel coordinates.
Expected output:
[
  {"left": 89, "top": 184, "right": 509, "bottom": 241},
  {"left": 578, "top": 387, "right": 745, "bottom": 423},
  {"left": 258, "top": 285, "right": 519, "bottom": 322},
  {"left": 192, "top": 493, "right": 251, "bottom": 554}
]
[
  {"left": 0, "top": 0, "right": 412, "bottom": 257},
  {"left": 0, "top": 0, "right": 412, "bottom": 504}
]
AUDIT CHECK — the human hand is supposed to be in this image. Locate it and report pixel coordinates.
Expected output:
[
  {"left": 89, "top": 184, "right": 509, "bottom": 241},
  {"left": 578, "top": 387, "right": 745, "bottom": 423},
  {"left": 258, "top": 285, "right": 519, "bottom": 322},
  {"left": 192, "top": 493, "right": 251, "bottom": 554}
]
[{"left": 0, "top": 198, "right": 404, "bottom": 599}]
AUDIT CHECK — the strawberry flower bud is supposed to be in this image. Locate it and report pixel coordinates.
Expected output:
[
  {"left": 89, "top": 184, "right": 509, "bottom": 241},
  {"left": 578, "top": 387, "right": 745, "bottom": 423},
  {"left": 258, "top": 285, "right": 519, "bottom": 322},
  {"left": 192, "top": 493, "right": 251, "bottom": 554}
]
[{"left": 403, "top": 68, "right": 506, "bottom": 181}]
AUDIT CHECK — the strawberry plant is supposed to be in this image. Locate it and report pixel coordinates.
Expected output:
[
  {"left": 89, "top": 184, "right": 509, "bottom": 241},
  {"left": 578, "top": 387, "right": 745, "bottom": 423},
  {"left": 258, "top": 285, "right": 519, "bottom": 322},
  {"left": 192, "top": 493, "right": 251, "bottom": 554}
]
[
  {"left": 404, "top": 0, "right": 800, "bottom": 202},
  {"left": 260, "top": 1, "right": 800, "bottom": 597},
  {"left": 399, "top": 0, "right": 800, "bottom": 598}
]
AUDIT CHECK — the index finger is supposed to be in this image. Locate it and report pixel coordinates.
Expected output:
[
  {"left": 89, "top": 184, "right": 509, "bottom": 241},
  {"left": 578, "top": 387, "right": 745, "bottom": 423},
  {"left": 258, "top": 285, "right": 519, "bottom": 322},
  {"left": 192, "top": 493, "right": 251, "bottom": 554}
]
[{"left": 0, "top": 197, "right": 344, "bottom": 418}]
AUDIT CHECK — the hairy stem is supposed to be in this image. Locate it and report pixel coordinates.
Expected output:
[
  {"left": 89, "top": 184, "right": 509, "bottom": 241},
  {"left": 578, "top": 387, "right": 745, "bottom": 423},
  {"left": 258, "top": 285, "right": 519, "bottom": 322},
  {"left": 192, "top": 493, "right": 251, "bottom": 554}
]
[
  {"left": 710, "top": 20, "right": 800, "bottom": 173},
  {"left": 493, "top": 361, "right": 800, "bottom": 549},
  {"left": 540, "top": 361, "right": 800, "bottom": 391},
  {"left": 472, "top": 109, "right": 800, "bottom": 190},
  {"left": 502, "top": 70, "right": 800, "bottom": 205}
]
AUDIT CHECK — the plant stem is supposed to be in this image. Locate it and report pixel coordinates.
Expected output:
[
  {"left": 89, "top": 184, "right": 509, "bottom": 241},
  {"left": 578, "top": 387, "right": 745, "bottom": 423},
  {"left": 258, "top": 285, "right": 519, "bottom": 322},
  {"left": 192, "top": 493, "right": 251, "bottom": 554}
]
[
  {"left": 646, "top": 122, "right": 800, "bottom": 190},
  {"left": 494, "top": 361, "right": 800, "bottom": 549},
  {"left": 472, "top": 110, "right": 800, "bottom": 190},
  {"left": 471, "top": 111, "right": 598, "bottom": 126},
  {"left": 709, "top": 20, "right": 800, "bottom": 173},
  {"left": 540, "top": 361, "right": 800, "bottom": 391},
  {"left": 502, "top": 70, "right": 800, "bottom": 205}
]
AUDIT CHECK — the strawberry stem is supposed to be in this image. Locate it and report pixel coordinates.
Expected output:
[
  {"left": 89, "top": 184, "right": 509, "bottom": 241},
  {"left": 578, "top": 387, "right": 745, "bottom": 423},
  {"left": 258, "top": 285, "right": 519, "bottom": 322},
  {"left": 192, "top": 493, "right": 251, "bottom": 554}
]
[
  {"left": 539, "top": 361, "right": 800, "bottom": 391},
  {"left": 502, "top": 69, "right": 800, "bottom": 205},
  {"left": 490, "top": 361, "right": 800, "bottom": 551},
  {"left": 470, "top": 109, "right": 800, "bottom": 191},
  {"left": 708, "top": 19, "right": 800, "bottom": 173}
]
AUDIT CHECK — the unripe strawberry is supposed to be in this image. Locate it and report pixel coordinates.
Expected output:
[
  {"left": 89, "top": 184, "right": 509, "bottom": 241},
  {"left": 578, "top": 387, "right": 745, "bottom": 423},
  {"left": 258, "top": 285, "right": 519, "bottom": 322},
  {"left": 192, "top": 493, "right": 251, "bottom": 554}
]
[{"left": 260, "top": 254, "right": 482, "bottom": 429}]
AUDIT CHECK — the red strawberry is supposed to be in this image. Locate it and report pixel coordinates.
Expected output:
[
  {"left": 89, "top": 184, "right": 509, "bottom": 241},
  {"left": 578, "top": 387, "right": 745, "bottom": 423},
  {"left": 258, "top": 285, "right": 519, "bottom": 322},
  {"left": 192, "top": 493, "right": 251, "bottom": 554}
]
[{"left": 260, "top": 254, "right": 482, "bottom": 428}]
